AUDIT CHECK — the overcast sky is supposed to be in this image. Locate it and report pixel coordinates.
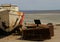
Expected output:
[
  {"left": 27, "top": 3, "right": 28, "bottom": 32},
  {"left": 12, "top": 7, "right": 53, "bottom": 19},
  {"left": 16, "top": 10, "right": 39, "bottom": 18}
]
[{"left": 0, "top": 0, "right": 60, "bottom": 10}]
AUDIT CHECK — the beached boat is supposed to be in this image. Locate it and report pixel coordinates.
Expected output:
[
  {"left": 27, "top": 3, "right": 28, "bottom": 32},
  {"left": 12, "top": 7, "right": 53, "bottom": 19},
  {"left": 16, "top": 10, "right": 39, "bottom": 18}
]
[{"left": 0, "top": 4, "right": 24, "bottom": 34}]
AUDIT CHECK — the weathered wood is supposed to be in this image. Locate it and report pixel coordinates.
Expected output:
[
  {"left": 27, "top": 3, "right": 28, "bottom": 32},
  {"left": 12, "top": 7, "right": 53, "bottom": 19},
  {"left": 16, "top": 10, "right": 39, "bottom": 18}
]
[{"left": 22, "top": 26, "right": 51, "bottom": 40}]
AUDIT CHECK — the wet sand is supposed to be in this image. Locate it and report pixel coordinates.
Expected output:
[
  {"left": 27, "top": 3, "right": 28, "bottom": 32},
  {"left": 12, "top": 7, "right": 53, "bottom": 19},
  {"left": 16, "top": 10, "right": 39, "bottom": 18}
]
[{"left": 0, "top": 26, "right": 60, "bottom": 42}]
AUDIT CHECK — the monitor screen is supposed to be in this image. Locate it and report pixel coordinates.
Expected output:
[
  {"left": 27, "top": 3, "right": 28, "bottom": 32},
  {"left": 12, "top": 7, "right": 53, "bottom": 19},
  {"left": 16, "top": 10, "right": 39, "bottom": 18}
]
[{"left": 34, "top": 19, "right": 41, "bottom": 24}]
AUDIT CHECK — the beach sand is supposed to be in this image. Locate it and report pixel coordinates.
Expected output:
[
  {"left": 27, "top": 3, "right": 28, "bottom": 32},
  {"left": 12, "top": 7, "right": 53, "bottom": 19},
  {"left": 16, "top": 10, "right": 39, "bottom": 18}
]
[{"left": 0, "top": 26, "right": 60, "bottom": 42}]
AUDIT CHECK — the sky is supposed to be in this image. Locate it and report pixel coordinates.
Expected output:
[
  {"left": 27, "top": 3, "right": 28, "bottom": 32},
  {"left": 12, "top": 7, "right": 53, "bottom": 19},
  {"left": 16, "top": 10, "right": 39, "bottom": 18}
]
[{"left": 0, "top": 0, "right": 60, "bottom": 10}]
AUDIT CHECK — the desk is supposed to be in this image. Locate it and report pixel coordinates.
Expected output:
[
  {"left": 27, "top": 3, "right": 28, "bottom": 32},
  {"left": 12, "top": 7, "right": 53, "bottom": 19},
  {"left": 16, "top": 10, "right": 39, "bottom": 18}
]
[{"left": 22, "top": 24, "right": 54, "bottom": 40}]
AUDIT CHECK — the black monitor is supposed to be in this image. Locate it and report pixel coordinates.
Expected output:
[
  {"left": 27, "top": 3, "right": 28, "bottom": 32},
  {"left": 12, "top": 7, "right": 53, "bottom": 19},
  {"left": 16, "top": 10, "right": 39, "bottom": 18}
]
[{"left": 34, "top": 19, "right": 41, "bottom": 26}]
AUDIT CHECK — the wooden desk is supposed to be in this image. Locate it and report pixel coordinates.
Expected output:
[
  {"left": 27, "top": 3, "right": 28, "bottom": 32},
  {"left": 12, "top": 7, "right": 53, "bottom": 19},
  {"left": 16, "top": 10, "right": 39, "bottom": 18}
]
[
  {"left": 25, "top": 24, "right": 54, "bottom": 36},
  {"left": 22, "top": 24, "right": 54, "bottom": 40}
]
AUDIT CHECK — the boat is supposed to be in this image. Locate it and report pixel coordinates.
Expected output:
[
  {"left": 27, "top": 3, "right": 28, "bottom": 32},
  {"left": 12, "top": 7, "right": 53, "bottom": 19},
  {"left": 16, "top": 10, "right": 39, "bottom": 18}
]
[{"left": 0, "top": 4, "right": 24, "bottom": 34}]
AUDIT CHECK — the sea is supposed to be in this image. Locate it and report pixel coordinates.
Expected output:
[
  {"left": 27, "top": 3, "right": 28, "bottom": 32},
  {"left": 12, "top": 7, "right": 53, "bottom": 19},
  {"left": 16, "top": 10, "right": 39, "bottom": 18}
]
[{"left": 21, "top": 10, "right": 60, "bottom": 24}]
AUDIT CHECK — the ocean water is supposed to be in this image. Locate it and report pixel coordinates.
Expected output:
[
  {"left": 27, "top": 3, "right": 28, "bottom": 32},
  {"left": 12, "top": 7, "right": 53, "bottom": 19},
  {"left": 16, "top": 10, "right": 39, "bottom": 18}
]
[{"left": 24, "top": 13, "right": 60, "bottom": 24}]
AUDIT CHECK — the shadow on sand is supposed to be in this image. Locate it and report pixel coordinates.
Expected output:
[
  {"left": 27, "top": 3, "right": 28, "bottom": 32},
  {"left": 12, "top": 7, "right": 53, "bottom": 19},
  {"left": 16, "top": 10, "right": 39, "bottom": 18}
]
[
  {"left": 17, "top": 36, "right": 44, "bottom": 41},
  {"left": 0, "top": 29, "right": 11, "bottom": 39}
]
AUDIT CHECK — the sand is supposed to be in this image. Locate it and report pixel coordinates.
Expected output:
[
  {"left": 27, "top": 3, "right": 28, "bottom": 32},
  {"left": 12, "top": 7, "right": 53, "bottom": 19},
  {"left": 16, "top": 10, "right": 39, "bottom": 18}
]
[{"left": 0, "top": 26, "right": 60, "bottom": 42}]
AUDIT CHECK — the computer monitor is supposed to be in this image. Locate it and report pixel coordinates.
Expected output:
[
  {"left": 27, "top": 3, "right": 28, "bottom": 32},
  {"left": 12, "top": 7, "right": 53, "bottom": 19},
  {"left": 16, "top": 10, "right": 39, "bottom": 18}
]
[{"left": 34, "top": 19, "right": 41, "bottom": 26}]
